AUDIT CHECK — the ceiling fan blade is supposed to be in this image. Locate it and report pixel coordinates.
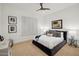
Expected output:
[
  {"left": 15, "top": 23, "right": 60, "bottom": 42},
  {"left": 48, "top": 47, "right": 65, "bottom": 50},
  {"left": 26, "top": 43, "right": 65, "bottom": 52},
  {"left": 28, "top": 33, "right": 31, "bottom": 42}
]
[
  {"left": 36, "top": 3, "right": 50, "bottom": 11},
  {"left": 36, "top": 8, "right": 50, "bottom": 11},
  {"left": 43, "top": 8, "right": 50, "bottom": 10}
]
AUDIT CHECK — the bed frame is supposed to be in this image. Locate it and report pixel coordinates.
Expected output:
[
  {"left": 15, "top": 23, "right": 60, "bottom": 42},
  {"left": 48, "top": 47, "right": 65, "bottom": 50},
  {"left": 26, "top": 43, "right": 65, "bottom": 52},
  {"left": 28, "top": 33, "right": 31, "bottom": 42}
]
[{"left": 32, "top": 31, "right": 67, "bottom": 56}]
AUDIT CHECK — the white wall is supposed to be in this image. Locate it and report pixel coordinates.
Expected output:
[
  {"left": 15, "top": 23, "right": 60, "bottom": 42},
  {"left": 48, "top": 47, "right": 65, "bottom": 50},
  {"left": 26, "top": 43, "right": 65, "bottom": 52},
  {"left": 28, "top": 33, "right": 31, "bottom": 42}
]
[
  {"left": 38, "top": 4, "right": 79, "bottom": 33},
  {"left": 36, "top": 4, "right": 79, "bottom": 46},
  {"left": 1, "top": 3, "right": 79, "bottom": 44},
  {"left": 0, "top": 4, "right": 38, "bottom": 43},
  {"left": 0, "top": 4, "right": 2, "bottom": 34},
  {"left": 37, "top": 4, "right": 79, "bottom": 45}
]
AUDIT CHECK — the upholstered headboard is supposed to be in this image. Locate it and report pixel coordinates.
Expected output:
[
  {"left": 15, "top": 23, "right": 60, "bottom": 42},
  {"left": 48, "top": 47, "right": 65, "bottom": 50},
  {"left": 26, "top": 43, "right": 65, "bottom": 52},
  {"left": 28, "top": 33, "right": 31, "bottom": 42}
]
[
  {"left": 56, "top": 30, "right": 67, "bottom": 40},
  {"left": 46, "top": 30, "right": 67, "bottom": 40}
]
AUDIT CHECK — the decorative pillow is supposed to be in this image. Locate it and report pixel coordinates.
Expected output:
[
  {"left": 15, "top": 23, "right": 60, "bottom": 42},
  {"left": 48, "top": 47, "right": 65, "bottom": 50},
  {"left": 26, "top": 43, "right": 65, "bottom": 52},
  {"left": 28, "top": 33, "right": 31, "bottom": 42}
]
[
  {"left": 46, "top": 33, "right": 53, "bottom": 37},
  {"left": 44, "top": 30, "right": 61, "bottom": 37},
  {"left": 53, "top": 31, "right": 61, "bottom": 37},
  {"left": 35, "top": 35, "right": 41, "bottom": 39},
  {"left": 46, "top": 30, "right": 53, "bottom": 34},
  {"left": 45, "top": 30, "right": 53, "bottom": 37}
]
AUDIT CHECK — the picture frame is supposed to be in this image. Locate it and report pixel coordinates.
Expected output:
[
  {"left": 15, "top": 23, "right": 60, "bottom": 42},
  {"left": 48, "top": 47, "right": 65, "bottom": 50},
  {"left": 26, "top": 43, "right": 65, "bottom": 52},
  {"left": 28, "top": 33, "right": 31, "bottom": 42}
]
[
  {"left": 51, "top": 19, "right": 62, "bottom": 29},
  {"left": 8, "top": 25, "right": 17, "bottom": 33},
  {"left": 8, "top": 16, "right": 17, "bottom": 24}
]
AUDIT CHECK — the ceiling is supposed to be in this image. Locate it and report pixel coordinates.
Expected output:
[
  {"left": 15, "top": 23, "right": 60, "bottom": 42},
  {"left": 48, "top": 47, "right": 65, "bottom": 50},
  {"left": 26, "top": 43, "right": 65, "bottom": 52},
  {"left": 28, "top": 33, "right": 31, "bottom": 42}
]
[{"left": 3, "top": 3, "right": 77, "bottom": 15}]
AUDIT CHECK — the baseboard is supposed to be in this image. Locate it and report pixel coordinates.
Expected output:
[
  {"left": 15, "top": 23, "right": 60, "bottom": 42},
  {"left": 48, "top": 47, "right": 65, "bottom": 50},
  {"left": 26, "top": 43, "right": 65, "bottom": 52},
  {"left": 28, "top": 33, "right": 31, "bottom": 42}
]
[{"left": 14, "top": 35, "right": 35, "bottom": 44}]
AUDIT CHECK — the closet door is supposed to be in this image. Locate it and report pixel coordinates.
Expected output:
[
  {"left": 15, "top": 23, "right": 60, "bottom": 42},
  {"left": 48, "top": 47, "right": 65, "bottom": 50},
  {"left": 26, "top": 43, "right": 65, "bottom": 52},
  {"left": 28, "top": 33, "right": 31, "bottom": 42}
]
[{"left": 21, "top": 16, "right": 37, "bottom": 36}]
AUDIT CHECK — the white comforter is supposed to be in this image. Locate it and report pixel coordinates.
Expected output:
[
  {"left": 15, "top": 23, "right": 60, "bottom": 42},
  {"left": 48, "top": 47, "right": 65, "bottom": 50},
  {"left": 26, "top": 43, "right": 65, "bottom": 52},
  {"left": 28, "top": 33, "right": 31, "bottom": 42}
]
[{"left": 34, "top": 35, "right": 64, "bottom": 49}]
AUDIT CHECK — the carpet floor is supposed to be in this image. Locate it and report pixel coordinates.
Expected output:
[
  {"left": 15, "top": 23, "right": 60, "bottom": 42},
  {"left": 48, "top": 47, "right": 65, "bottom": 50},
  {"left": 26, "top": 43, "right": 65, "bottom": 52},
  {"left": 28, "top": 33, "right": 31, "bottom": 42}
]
[{"left": 12, "top": 40, "right": 79, "bottom": 56}]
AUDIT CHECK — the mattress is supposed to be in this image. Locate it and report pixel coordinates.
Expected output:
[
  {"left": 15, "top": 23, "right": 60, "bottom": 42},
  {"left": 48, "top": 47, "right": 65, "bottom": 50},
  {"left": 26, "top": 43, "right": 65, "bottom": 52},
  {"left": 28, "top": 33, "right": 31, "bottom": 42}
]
[{"left": 34, "top": 35, "right": 64, "bottom": 49}]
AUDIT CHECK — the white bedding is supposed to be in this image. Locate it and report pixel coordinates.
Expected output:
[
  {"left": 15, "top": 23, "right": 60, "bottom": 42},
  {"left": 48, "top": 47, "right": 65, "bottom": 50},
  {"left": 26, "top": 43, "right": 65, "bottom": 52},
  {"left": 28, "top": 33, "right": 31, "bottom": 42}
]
[{"left": 34, "top": 35, "right": 64, "bottom": 49}]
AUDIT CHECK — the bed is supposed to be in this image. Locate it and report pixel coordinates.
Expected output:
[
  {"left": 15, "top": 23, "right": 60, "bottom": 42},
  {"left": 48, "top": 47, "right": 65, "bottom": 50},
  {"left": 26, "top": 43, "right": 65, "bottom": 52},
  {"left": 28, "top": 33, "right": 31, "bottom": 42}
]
[{"left": 32, "top": 30, "right": 67, "bottom": 56}]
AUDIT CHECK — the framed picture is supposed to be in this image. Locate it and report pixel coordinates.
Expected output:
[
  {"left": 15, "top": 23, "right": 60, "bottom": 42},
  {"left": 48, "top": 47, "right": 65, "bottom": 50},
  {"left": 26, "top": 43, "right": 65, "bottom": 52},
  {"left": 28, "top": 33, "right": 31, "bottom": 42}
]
[
  {"left": 8, "top": 25, "right": 17, "bottom": 33},
  {"left": 51, "top": 19, "right": 62, "bottom": 29},
  {"left": 8, "top": 16, "right": 17, "bottom": 24}
]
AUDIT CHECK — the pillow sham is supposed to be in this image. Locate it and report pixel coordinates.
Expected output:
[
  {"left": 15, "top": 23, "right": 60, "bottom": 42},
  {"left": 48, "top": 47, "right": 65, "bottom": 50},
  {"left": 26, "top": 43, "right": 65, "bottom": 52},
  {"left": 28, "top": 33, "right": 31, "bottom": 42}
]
[
  {"left": 44, "top": 30, "right": 63, "bottom": 38},
  {"left": 46, "top": 33, "right": 53, "bottom": 37},
  {"left": 53, "top": 31, "right": 61, "bottom": 37}
]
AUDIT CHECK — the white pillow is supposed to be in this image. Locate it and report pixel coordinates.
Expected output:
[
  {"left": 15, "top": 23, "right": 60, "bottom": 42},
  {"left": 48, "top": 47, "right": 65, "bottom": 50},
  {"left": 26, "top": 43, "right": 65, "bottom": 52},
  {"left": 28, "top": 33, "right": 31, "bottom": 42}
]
[
  {"left": 61, "top": 32, "right": 63, "bottom": 39},
  {"left": 46, "top": 33, "right": 53, "bottom": 37}
]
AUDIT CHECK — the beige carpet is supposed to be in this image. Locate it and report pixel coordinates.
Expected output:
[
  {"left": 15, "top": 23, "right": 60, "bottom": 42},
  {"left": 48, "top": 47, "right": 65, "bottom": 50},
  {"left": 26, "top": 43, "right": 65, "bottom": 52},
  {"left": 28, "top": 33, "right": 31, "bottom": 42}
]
[{"left": 12, "top": 40, "right": 79, "bottom": 56}]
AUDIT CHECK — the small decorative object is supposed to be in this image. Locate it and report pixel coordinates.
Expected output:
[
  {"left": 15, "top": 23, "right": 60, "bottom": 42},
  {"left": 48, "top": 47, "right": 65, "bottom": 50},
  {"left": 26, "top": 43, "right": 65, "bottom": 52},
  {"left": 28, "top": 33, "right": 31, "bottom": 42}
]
[
  {"left": 8, "top": 16, "right": 17, "bottom": 24},
  {"left": 0, "top": 35, "right": 4, "bottom": 42},
  {"left": 8, "top": 25, "right": 17, "bottom": 33},
  {"left": 51, "top": 19, "right": 62, "bottom": 29}
]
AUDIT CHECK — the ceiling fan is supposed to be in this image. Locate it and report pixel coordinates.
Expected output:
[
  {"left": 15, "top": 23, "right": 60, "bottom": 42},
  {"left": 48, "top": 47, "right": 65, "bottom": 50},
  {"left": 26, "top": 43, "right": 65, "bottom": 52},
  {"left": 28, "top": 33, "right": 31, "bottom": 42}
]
[{"left": 36, "top": 3, "right": 50, "bottom": 11}]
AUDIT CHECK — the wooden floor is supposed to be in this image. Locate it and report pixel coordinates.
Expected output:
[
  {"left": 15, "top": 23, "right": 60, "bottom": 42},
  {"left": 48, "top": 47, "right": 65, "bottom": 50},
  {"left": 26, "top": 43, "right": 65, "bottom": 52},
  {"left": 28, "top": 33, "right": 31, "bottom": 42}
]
[{"left": 12, "top": 40, "right": 79, "bottom": 56}]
